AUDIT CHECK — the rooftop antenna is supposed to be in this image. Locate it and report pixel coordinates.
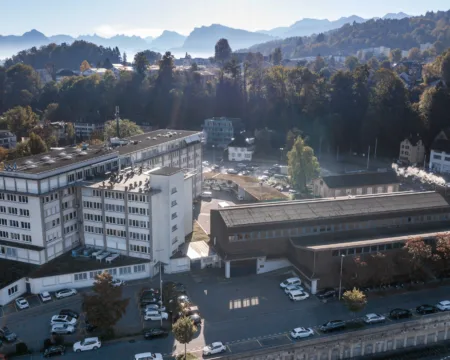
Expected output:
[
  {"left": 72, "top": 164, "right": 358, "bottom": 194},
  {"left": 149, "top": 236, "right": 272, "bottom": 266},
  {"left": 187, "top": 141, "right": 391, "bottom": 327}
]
[{"left": 115, "top": 106, "right": 120, "bottom": 139}]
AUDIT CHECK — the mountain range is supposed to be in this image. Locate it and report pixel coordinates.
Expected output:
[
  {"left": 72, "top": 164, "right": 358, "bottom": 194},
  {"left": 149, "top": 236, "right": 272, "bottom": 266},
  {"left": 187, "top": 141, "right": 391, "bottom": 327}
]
[{"left": 0, "top": 12, "right": 411, "bottom": 59}]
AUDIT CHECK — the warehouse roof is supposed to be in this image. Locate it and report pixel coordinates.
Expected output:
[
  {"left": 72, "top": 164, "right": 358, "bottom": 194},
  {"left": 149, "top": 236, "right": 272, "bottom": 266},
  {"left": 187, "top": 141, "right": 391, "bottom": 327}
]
[
  {"left": 216, "top": 192, "right": 449, "bottom": 228},
  {"left": 320, "top": 171, "right": 399, "bottom": 189}
]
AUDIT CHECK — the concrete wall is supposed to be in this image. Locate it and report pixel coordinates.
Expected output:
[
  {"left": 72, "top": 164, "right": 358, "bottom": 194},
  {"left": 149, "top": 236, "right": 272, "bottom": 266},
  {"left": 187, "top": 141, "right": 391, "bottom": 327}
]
[
  {"left": 167, "top": 257, "right": 190, "bottom": 274},
  {"left": 0, "top": 278, "right": 27, "bottom": 306},
  {"left": 216, "top": 312, "right": 450, "bottom": 360},
  {"left": 257, "top": 258, "right": 291, "bottom": 274}
]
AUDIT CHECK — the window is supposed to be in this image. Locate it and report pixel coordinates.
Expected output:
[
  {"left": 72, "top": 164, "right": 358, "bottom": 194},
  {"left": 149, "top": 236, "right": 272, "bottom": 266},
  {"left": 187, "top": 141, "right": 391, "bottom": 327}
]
[
  {"left": 119, "top": 267, "right": 132, "bottom": 275},
  {"left": 332, "top": 250, "right": 339, "bottom": 257},
  {"left": 433, "top": 154, "right": 442, "bottom": 160},
  {"left": 21, "top": 222, "right": 30, "bottom": 229},
  {"left": 134, "top": 264, "right": 145, "bottom": 273},
  {"left": 18, "top": 195, "right": 28, "bottom": 203},
  {"left": 172, "top": 225, "right": 178, "bottom": 232},
  {"left": 172, "top": 236, "right": 178, "bottom": 244},
  {"left": 89, "top": 270, "right": 103, "bottom": 279},
  {"left": 19, "top": 209, "right": 29, "bottom": 217},
  {"left": 171, "top": 212, "right": 178, "bottom": 220},
  {"left": 171, "top": 187, "right": 177, "bottom": 194},
  {"left": 171, "top": 200, "right": 177, "bottom": 207},
  {"left": 8, "top": 207, "right": 17, "bottom": 215},
  {"left": 9, "top": 220, "right": 19, "bottom": 228},
  {"left": 8, "top": 285, "right": 18, "bottom": 296},
  {"left": 0, "top": 206, "right": 5, "bottom": 213},
  {"left": 22, "top": 234, "right": 32, "bottom": 242},
  {"left": 74, "top": 273, "right": 87, "bottom": 281},
  {"left": 6, "top": 248, "right": 17, "bottom": 257},
  {"left": 0, "top": 231, "right": 8, "bottom": 238}
]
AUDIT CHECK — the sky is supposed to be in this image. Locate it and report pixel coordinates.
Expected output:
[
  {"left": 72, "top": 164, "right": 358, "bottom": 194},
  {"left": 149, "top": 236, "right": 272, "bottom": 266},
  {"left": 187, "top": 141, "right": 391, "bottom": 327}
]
[{"left": 1, "top": 0, "right": 449, "bottom": 38}]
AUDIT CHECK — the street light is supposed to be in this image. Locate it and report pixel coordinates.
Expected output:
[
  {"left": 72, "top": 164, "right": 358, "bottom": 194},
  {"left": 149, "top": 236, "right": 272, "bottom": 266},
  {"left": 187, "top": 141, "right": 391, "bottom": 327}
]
[{"left": 338, "top": 254, "right": 345, "bottom": 300}]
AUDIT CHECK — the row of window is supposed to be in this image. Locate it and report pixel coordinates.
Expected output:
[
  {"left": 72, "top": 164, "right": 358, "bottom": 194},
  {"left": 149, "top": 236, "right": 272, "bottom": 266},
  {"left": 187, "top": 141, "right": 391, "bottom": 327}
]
[
  {"left": 8, "top": 284, "right": 18, "bottom": 296},
  {"left": 0, "top": 247, "right": 18, "bottom": 257},
  {"left": 106, "top": 229, "right": 127, "bottom": 238},
  {"left": 42, "top": 192, "right": 58, "bottom": 204},
  {"left": 104, "top": 191, "right": 124, "bottom": 200},
  {"left": 129, "top": 244, "right": 149, "bottom": 253},
  {"left": 106, "top": 216, "right": 125, "bottom": 225},
  {"left": 0, "top": 231, "right": 32, "bottom": 243},
  {"left": 0, "top": 194, "right": 28, "bottom": 203},
  {"left": 62, "top": 200, "right": 74, "bottom": 210},
  {"left": 63, "top": 211, "right": 77, "bottom": 222},
  {"left": 128, "top": 207, "right": 148, "bottom": 215},
  {"left": 0, "top": 219, "right": 31, "bottom": 229},
  {"left": 130, "top": 232, "right": 150, "bottom": 241},
  {"left": 83, "top": 201, "right": 102, "bottom": 209},
  {"left": 331, "top": 242, "right": 405, "bottom": 256},
  {"left": 73, "top": 264, "right": 146, "bottom": 281},
  {"left": 0, "top": 206, "right": 29, "bottom": 217},
  {"left": 105, "top": 204, "right": 125, "bottom": 212},
  {"left": 64, "top": 223, "right": 78, "bottom": 235},
  {"left": 128, "top": 194, "right": 149, "bottom": 203},
  {"left": 433, "top": 154, "right": 450, "bottom": 161},
  {"left": 229, "top": 213, "right": 449, "bottom": 242},
  {"left": 44, "top": 205, "right": 60, "bottom": 217},
  {"left": 84, "top": 213, "right": 103, "bottom": 222},
  {"left": 84, "top": 225, "right": 104, "bottom": 234},
  {"left": 45, "top": 217, "right": 60, "bottom": 230},
  {"left": 129, "top": 219, "right": 149, "bottom": 228}
]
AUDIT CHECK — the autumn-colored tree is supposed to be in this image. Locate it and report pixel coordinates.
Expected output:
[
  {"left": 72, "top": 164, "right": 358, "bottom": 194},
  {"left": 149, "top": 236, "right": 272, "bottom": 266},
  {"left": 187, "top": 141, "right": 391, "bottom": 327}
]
[
  {"left": 342, "top": 288, "right": 367, "bottom": 317},
  {"left": 28, "top": 133, "right": 48, "bottom": 155},
  {"left": 172, "top": 316, "right": 197, "bottom": 360},
  {"left": 82, "top": 272, "right": 130, "bottom": 331},
  {"left": 404, "top": 237, "right": 432, "bottom": 280},
  {"left": 432, "top": 233, "right": 450, "bottom": 277},
  {"left": 65, "top": 122, "right": 75, "bottom": 144},
  {"left": 80, "top": 60, "right": 91, "bottom": 73},
  {"left": 2, "top": 106, "right": 39, "bottom": 139},
  {"left": 0, "top": 147, "right": 8, "bottom": 162},
  {"left": 104, "top": 119, "right": 143, "bottom": 139}
]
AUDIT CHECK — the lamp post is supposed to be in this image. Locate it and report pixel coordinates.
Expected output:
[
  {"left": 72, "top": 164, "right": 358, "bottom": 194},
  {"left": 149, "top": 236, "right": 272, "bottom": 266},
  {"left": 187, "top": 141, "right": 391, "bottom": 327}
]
[
  {"left": 279, "top": 148, "right": 284, "bottom": 163},
  {"left": 338, "top": 254, "right": 345, "bottom": 300}
]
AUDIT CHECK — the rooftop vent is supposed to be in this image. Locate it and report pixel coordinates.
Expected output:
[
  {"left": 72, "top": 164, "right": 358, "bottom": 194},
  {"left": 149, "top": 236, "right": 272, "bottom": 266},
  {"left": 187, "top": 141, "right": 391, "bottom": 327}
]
[
  {"left": 24, "top": 160, "right": 34, "bottom": 165},
  {"left": 45, "top": 159, "right": 55, "bottom": 164},
  {"left": 59, "top": 152, "right": 67, "bottom": 157},
  {"left": 64, "top": 155, "right": 73, "bottom": 160},
  {"left": 41, "top": 156, "right": 51, "bottom": 161},
  {"left": 78, "top": 151, "right": 88, "bottom": 156}
]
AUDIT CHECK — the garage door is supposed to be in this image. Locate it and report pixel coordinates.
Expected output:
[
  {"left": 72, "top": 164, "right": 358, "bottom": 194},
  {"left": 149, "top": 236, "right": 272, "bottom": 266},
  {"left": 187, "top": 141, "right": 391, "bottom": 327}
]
[{"left": 230, "top": 259, "right": 257, "bottom": 277}]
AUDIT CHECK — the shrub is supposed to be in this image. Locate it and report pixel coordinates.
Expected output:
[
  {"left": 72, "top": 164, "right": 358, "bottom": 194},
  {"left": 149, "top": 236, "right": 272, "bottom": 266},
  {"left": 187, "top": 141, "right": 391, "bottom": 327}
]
[{"left": 15, "top": 342, "right": 28, "bottom": 355}]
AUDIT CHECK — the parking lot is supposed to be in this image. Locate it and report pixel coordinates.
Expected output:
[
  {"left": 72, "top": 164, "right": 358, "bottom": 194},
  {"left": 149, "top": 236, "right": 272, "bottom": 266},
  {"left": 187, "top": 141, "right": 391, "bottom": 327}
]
[{"left": 0, "top": 293, "right": 56, "bottom": 317}]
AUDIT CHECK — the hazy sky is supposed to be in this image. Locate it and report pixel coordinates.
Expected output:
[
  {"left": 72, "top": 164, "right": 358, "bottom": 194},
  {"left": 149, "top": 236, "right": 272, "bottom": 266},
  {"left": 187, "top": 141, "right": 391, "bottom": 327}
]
[{"left": 1, "top": 0, "right": 449, "bottom": 38}]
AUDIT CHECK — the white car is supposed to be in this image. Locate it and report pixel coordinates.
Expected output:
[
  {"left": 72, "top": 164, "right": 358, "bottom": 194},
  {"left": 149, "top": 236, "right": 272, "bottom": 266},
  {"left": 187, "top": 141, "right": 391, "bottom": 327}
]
[
  {"left": 111, "top": 279, "right": 125, "bottom": 287},
  {"left": 364, "top": 313, "right": 386, "bottom": 324},
  {"left": 203, "top": 342, "right": 226, "bottom": 356},
  {"left": 73, "top": 337, "right": 102, "bottom": 352},
  {"left": 236, "top": 163, "right": 246, "bottom": 168},
  {"left": 290, "top": 327, "right": 314, "bottom": 339},
  {"left": 51, "top": 324, "right": 76, "bottom": 335},
  {"left": 280, "top": 277, "right": 301, "bottom": 288},
  {"left": 15, "top": 297, "right": 29, "bottom": 310},
  {"left": 39, "top": 291, "right": 52, "bottom": 302},
  {"left": 50, "top": 315, "right": 77, "bottom": 326},
  {"left": 436, "top": 300, "right": 450, "bottom": 311},
  {"left": 144, "top": 311, "right": 169, "bottom": 321},
  {"left": 288, "top": 290, "right": 310, "bottom": 301},
  {"left": 284, "top": 284, "right": 304, "bottom": 294},
  {"left": 135, "top": 353, "right": 163, "bottom": 360},
  {"left": 55, "top": 288, "right": 77, "bottom": 299},
  {"left": 144, "top": 304, "right": 166, "bottom": 312}
]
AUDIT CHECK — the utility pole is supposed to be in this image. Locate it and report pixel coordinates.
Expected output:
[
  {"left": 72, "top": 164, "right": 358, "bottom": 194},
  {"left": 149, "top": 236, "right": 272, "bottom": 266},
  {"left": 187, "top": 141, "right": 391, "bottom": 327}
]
[
  {"left": 423, "top": 154, "right": 427, "bottom": 170},
  {"left": 339, "top": 254, "right": 345, "bottom": 300},
  {"left": 366, "top": 145, "right": 370, "bottom": 170},
  {"left": 115, "top": 106, "right": 120, "bottom": 138},
  {"left": 374, "top": 138, "right": 378, "bottom": 159}
]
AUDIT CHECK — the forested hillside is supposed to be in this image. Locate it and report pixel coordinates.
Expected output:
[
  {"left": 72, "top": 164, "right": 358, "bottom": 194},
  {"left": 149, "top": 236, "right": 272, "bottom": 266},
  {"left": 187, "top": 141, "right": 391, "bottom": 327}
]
[
  {"left": 4, "top": 41, "right": 121, "bottom": 70},
  {"left": 248, "top": 10, "right": 450, "bottom": 58}
]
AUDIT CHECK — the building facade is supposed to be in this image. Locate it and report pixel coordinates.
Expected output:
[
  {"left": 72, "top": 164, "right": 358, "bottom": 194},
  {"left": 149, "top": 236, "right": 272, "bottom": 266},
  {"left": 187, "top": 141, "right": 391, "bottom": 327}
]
[
  {"left": 313, "top": 172, "right": 400, "bottom": 198},
  {"left": 74, "top": 123, "right": 105, "bottom": 139},
  {"left": 210, "top": 192, "right": 450, "bottom": 290},
  {"left": 203, "top": 117, "right": 243, "bottom": 148},
  {"left": 227, "top": 137, "right": 254, "bottom": 162},
  {"left": 429, "top": 129, "right": 450, "bottom": 173},
  {"left": 399, "top": 136, "right": 425, "bottom": 165},
  {"left": 0, "top": 129, "right": 202, "bottom": 267},
  {"left": 0, "top": 130, "right": 17, "bottom": 149}
]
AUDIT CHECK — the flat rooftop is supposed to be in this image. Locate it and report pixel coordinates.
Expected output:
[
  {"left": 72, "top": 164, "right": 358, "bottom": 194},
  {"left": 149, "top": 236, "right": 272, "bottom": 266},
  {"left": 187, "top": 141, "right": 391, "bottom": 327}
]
[
  {"left": 149, "top": 167, "right": 182, "bottom": 176},
  {"left": 87, "top": 172, "right": 150, "bottom": 192},
  {"left": 115, "top": 130, "right": 201, "bottom": 156},
  {"left": 216, "top": 191, "right": 450, "bottom": 228},
  {"left": 0, "top": 259, "right": 38, "bottom": 288},
  {"left": 29, "top": 251, "right": 149, "bottom": 278}
]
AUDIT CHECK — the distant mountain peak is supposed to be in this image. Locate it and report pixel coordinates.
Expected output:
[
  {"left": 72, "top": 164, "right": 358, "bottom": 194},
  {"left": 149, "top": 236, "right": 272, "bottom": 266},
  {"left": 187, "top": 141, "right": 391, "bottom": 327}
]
[{"left": 382, "top": 12, "right": 410, "bottom": 20}]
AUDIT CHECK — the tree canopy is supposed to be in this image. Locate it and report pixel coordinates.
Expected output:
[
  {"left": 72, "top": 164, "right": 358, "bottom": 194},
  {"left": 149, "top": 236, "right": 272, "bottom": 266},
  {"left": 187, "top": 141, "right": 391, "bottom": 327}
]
[
  {"left": 172, "top": 316, "right": 197, "bottom": 360},
  {"left": 287, "top": 137, "right": 320, "bottom": 192},
  {"left": 104, "top": 119, "right": 143, "bottom": 139}
]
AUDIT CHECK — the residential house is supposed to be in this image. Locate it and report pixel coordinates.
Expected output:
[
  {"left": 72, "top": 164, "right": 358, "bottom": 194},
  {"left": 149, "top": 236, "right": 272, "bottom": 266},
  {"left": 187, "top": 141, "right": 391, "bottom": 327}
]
[
  {"left": 194, "top": 70, "right": 215, "bottom": 85},
  {"left": 399, "top": 135, "right": 425, "bottom": 165},
  {"left": 0, "top": 130, "right": 17, "bottom": 149},
  {"left": 313, "top": 171, "right": 400, "bottom": 198},
  {"left": 228, "top": 136, "right": 254, "bottom": 162},
  {"left": 429, "top": 129, "right": 450, "bottom": 173},
  {"left": 55, "top": 69, "right": 79, "bottom": 83}
]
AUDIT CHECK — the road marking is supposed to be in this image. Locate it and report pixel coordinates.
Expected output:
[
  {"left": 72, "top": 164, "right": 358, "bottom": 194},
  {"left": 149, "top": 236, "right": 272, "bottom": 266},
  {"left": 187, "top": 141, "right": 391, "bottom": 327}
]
[
  {"left": 256, "top": 339, "right": 263, "bottom": 347},
  {"left": 285, "top": 334, "right": 293, "bottom": 342},
  {"left": 226, "top": 345, "right": 232, "bottom": 353}
]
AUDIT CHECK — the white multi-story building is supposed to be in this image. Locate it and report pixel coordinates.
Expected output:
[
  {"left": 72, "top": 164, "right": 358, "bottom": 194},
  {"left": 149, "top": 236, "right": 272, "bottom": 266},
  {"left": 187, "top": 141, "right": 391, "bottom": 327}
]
[
  {"left": 0, "top": 129, "right": 202, "bottom": 267},
  {"left": 74, "top": 123, "right": 105, "bottom": 139}
]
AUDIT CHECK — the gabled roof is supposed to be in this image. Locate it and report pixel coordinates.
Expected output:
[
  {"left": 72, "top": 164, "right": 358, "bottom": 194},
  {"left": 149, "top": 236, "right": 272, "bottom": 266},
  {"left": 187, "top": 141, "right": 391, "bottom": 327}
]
[
  {"left": 403, "top": 134, "right": 422, "bottom": 146},
  {"left": 321, "top": 171, "right": 399, "bottom": 189},
  {"left": 431, "top": 139, "right": 450, "bottom": 153}
]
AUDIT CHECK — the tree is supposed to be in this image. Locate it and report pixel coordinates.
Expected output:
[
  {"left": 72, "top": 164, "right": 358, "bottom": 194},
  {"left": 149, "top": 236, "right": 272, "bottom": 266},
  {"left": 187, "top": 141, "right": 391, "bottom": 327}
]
[
  {"left": 345, "top": 56, "right": 359, "bottom": 71},
  {"left": 271, "top": 48, "right": 282, "bottom": 66},
  {"left": 122, "top": 52, "right": 128, "bottom": 65},
  {"left": 408, "top": 48, "right": 422, "bottom": 61},
  {"left": 287, "top": 137, "right": 320, "bottom": 192},
  {"left": 432, "top": 234, "right": 450, "bottom": 277},
  {"left": 80, "top": 60, "right": 91, "bottom": 73},
  {"left": 104, "top": 119, "right": 143, "bottom": 139},
  {"left": 342, "top": 288, "right": 367, "bottom": 317},
  {"left": 404, "top": 237, "right": 432, "bottom": 280},
  {"left": 0, "top": 147, "right": 8, "bottom": 162},
  {"left": 2, "top": 106, "right": 39, "bottom": 139},
  {"left": 66, "top": 122, "right": 75, "bottom": 144},
  {"left": 214, "top": 39, "right": 232, "bottom": 65},
  {"left": 172, "top": 316, "right": 197, "bottom": 360},
  {"left": 28, "top": 132, "right": 48, "bottom": 155},
  {"left": 390, "top": 49, "right": 402, "bottom": 63},
  {"left": 133, "top": 52, "right": 150, "bottom": 76},
  {"left": 441, "top": 50, "right": 450, "bottom": 86},
  {"left": 103, "top": 58, "right": 113, "bottom": 69},
  {"left": 316, "top": 33, "right": 325, "bottom": 43},
  {"left": 367, "top": 57, "right": 380, "bottom": 70},
  {"left": 4, "top": 63, "right": 40, "bottom": 108},
  {"left": 433, "top": 41, "right": 445, "bottom": 55},
  {"left": 313, "top": 55, "right": 326, "bottom": 73},
  {"left": 82, "top": 272, "right": 129, "bottom": 331}
]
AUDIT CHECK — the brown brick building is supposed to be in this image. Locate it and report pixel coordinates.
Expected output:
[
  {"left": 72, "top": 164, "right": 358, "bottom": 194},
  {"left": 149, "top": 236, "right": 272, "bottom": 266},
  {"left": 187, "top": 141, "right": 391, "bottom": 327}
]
[{"left": 210, "top": 192, "right": 450, "bottom": 293}]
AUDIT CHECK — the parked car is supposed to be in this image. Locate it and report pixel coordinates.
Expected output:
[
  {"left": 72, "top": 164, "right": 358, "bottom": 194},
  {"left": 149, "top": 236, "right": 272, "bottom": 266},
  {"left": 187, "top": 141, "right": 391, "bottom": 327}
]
[
  {"left": 189, "top": 314, "right": 202, "bottom": 326},
  {"left": 60, "top": 309, "right": 79, "bottom": 319},
  {"left": 436, "top": 300, "right": 450, "bottom": 311},
  {"left": 280, "top": 277, "right": 301, "bottom": 289},
  {"left": 236, "top": 163, "right": 246, "bottom": 168},
  {"left": 140, "top": 299, "right": 163, "bottom": 307},
  {"left": 288, "top": 290, "right": 310, "bottom": 301},
  {"left": 363, "top": 313, "right": 386, "bottom": 324},
  {"left": 50, "top": 315, "right": 77, "bottom": 326},
  {"left": 203, "top": 342, "right": 226, "bottom": 356},
  {"left": 39, "top": 292, "right": 52, "bottom": 302},
  {"left": 284, "top": 284, "right": 304, "bottom": 294},
  {"left": 319, "top": 320, "right": 346, "bottom": 333},
  {"left": 51, "top": 324, "right": 75, "bottom": 335},
  {"left": 290, "top": 327, "right": 314, "bottom": 339},
  {"left": 55, "top": 289, "right": 77, "bottom": 299},
  {"left": 163, "top": 281, "right": 186, "bottom": 293},
  {"left": 144, "top": 311, "right": 169, "bottom": 321},
  {"left": 43, "top": 345, "right": 65, "bottom": 358},
  {"left": 416, "top": 304, "right": 439, "bottom": 315},
  {"left": 316, "top": 288, "right": 337, "bottom": 300},
  {"left": 0, "top": 326, "right": 17, "bottom": 342},
  {"left": 111, "top": 278, "right": 125, "bottom": 287},
  {"left": 73, "top": 337, "right": 102, "bottom": 352},
  {"left": 144, "top": 304, "right": 166, "bottom": 312},
  {"left": 15, "top": 297, "right": 29, "bottom": 310},
  {"left": 226, "top": 169, "right": 238, "bottom": 175},
  {"left": 389, "top": 308, "right": 412, "bottom": 320},
  {"left": 144, "top": 328, "right": 169, "bottom": 340},
  {"left": 184, "top": 306, "right": 200, "bottom": 316}
]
